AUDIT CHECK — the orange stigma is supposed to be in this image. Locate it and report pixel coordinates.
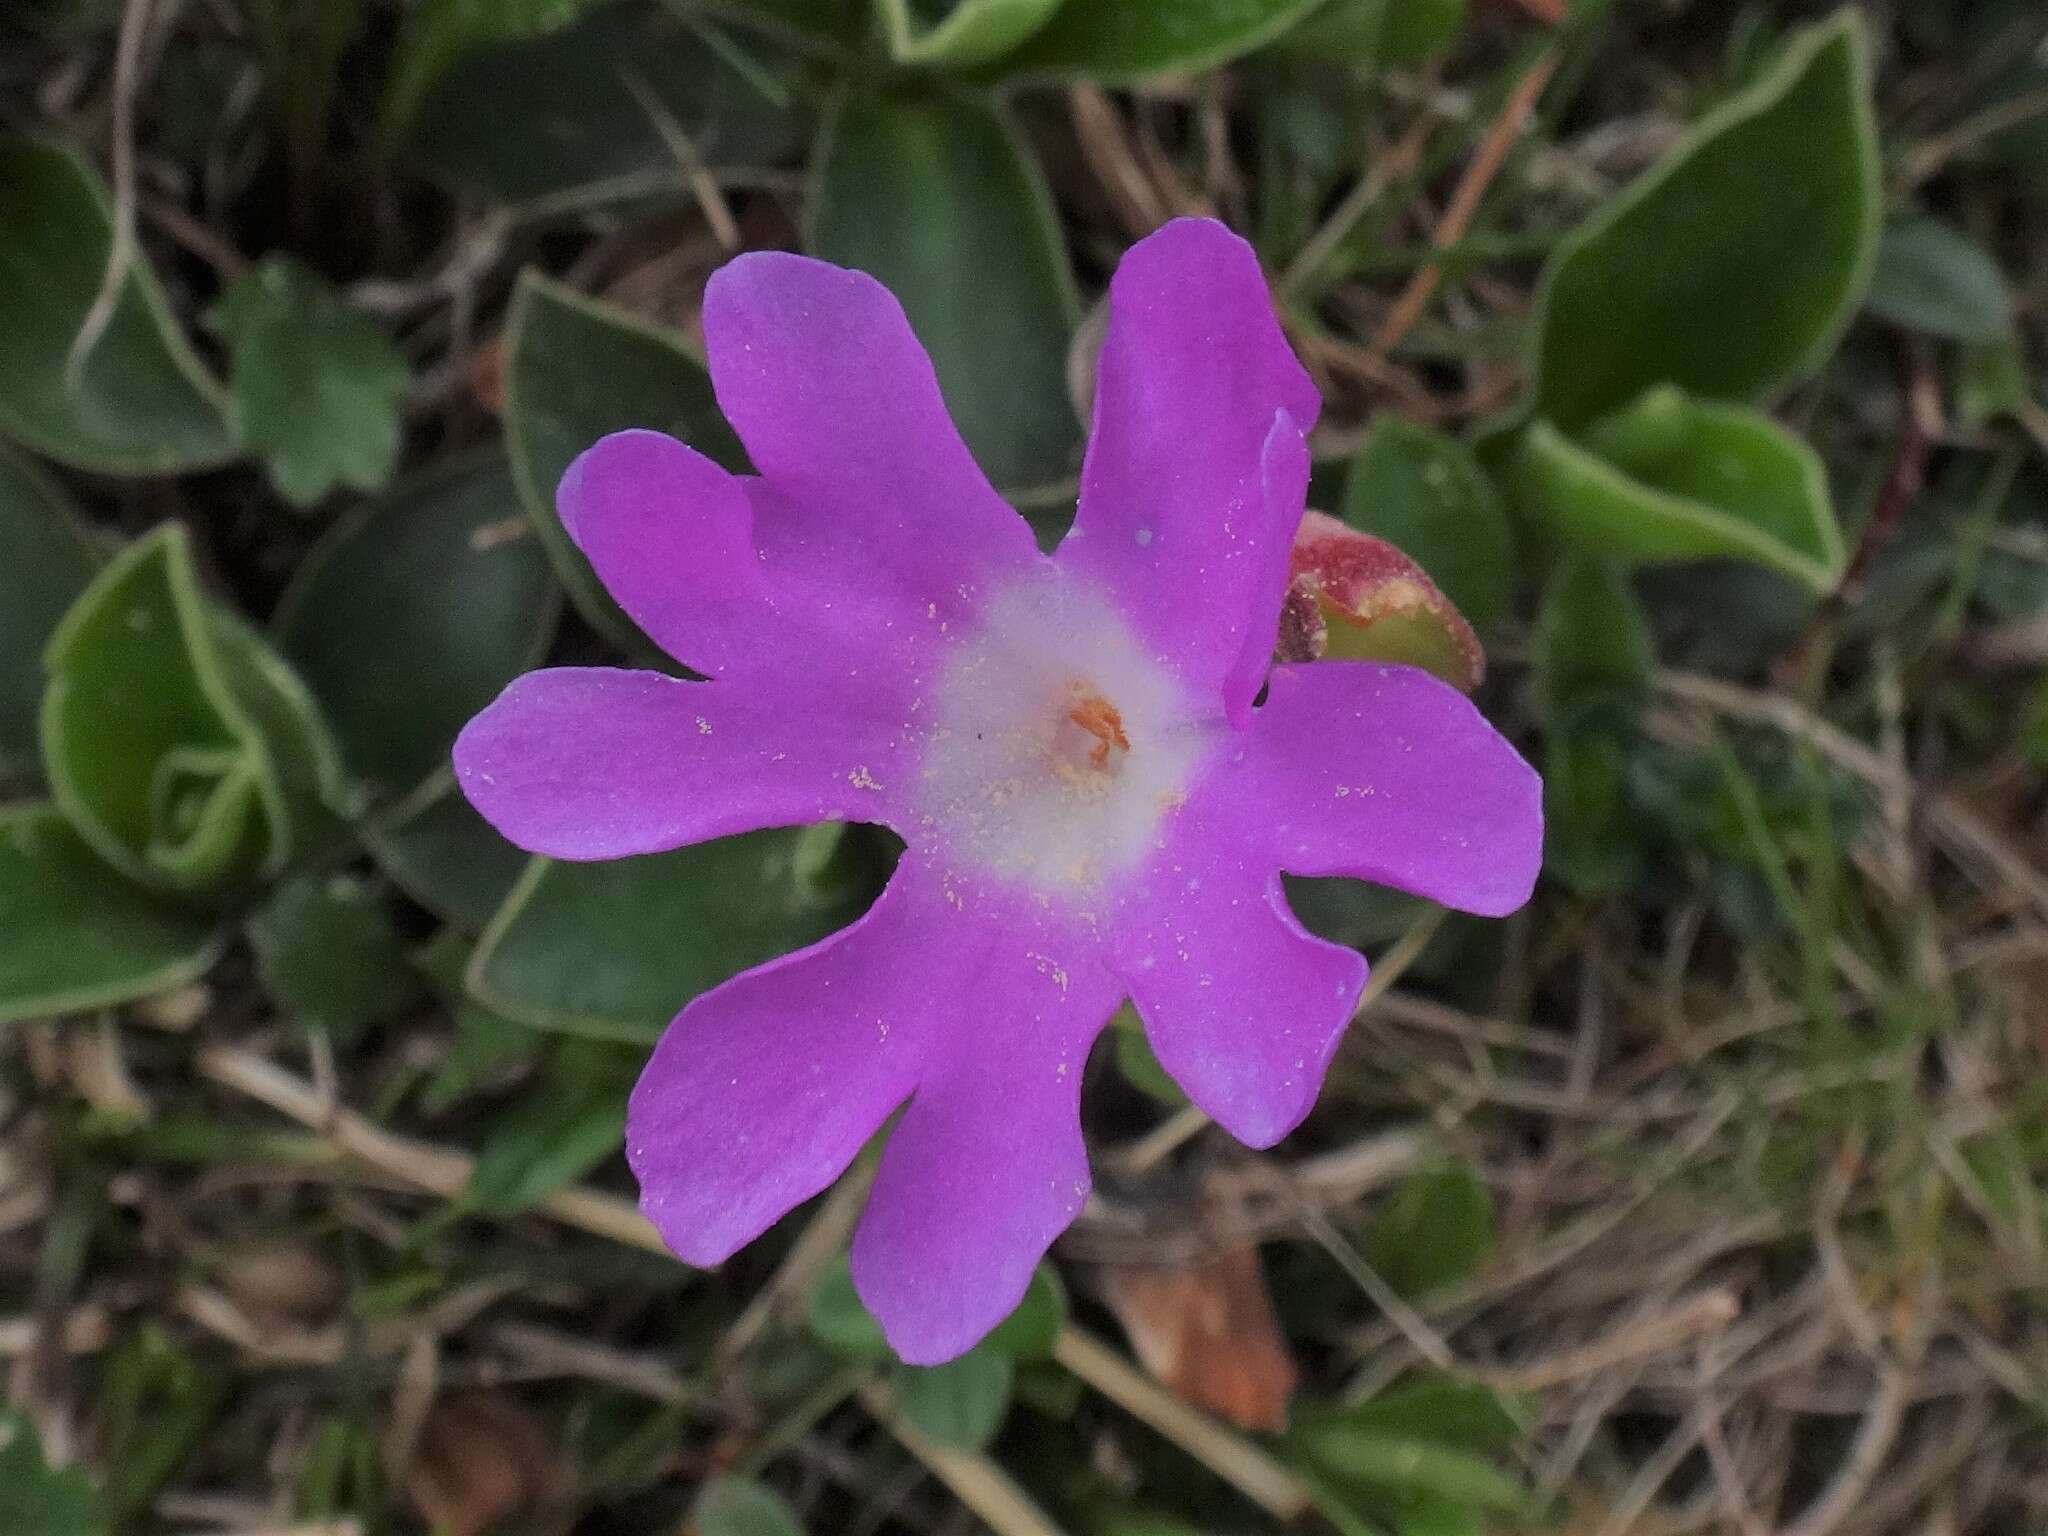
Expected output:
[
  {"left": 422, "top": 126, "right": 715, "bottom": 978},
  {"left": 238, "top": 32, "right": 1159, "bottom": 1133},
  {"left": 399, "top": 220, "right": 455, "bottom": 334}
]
[{"left": 1065, "top": 689, "right": 1130, "bottom": 769}]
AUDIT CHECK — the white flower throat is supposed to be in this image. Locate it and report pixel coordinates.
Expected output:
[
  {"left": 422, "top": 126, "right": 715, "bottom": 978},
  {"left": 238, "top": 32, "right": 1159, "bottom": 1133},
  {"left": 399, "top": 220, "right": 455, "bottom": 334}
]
[{"left": 916, "top": 568, "right": 1208, "bottom": 892}]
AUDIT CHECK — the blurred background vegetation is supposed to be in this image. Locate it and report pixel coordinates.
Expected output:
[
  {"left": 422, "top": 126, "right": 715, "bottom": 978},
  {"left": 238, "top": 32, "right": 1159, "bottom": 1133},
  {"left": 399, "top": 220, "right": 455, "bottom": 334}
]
[{"left": 3, "top": 0, "right": 2048, "bottom": 1532}]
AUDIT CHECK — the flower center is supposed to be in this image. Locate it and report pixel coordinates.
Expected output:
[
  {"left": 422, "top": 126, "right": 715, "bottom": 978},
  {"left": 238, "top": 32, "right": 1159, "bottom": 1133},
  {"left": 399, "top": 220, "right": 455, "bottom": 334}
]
[{"left": 916, "top": 569, "right": 1206, "bottom": 894}]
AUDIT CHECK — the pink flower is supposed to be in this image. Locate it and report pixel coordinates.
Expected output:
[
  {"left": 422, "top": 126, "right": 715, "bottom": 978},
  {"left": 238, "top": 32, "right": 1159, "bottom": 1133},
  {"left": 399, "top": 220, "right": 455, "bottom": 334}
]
[{"left": 455, "top": 219, "right": 1541, "bottom": 1363}]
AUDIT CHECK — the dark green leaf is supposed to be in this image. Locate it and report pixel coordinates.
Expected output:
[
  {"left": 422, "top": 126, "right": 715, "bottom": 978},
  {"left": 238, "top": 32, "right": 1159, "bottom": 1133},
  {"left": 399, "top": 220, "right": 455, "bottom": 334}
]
[
  {"left": 1308, "top": 1379, "right": 1527, "bottom": 1452},
  {"left": 982, "top": 1264, "right": 1067, "bottom": 1360},
  {"left": 895, "top": 1347, "right": 1014, "bottom": 1449},
  {"left": 878, "top": 0, "right": 1065, "bottom": 65},
  {"left": 465, "top": 1056, "right": 629, "bottom": 1214},
  {"left": 503, "top": 272, "right": 743, "bottom": 652},
  {"left": 1865, "top": 216, "right": 2012, "bottom": 342},
  {"left": 808, "top": 1254, "right": 891, "bottom": 1359},
  {"left": 0, "top": 1410, "right": 105, "bottom": 1535},
  {"left": 211, "top": 257, "right": 410, "bottom": 508},
  {"left": 1287, "top": 1425, "right": 1527, "bottom": 1514},
  {"left": 365, "top": 776, "right": 529, "bottom": 930},
  {"left": 1515, "top": 387, "right": 1844, "bottom": 592},
  {"left": 248, "top": 874, "right": 415, "bottom": 1043},
  {"left": 1525, "top": 12, "right": 1879, "bottom": 431},
  {"left": 380, "top": 0, "right": 597, "bottom": 143},
  {"left": 1112, "top": 1004, "right": 1187, "bottom": 1105},
  {"left": 408, "top": 3, "right": 811, "bottom": 204},
  {"left": 98, "top": 1325, "right": 230, "bottom": 1520},
  {"left": 0, "top": 804, "right": 220, "bottom": 1026},
  {"left": 995, "top": 0, "right": 1322, "bottom": 83},
  {"left": 42, "top": 526, "right": 289, "bottom": 893},
  {"left": 0, "top": 444, "right": 99, "bottom": 774},
  {"left": 1340, "top": 418, "right": 1512, "bottom": 629},
  {"left": 468, "top": 828, "right": 868, "bottom": 1040},
  {"left": 274, "top": 452, "right": 559, "bottom": 801},
  {"left": 1363, "top": 1160, "right": 1494, "bottom": 1298},
  {"left": 0, "top": 137, "right": 235, "bottom": 472},
  {"left": 694, "top": 1476, "right": 807, "bottom": 1536},
  {"left": 809, "top": 85, "right": 1080, "bottom": 495}
]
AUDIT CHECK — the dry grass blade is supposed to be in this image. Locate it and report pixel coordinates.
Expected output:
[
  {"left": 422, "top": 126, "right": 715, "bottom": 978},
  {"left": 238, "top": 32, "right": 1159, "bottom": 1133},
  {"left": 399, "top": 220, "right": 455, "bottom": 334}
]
[{"left": 855, "top": 1382, "right": 1070, "bottom": 1536}]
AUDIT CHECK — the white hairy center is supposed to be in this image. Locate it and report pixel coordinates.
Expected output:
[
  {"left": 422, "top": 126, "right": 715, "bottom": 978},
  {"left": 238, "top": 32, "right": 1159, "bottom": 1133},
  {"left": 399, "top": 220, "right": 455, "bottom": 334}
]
[{"left": 916, "top": 568, "right": 1205, "bottom": 892}]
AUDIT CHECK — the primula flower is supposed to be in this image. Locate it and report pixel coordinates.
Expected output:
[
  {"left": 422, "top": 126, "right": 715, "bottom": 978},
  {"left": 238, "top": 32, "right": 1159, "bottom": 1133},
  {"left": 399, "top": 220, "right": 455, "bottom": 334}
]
[{"left": 455, "top": 219, "right": 1541, "bottom": 1363}]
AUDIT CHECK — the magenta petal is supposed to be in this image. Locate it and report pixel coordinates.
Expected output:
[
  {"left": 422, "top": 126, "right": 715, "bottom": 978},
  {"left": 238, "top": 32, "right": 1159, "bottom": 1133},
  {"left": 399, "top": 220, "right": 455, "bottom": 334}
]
[
  {"left": 1232, "top": 662, "right": 1543, "bottom": 916},
  {"left": 625, "top": 875, "right": 939, "bottom": 1267},
  {"left": 453, "top": 666, "right": 911, "bottom": 859},
  {"left": 1109, "top": 817, "right": 1367, "bottom": 1148},
  {"left": 848, "top": 887, "right": 1119, "bottom": 1365},
  {"left": 701, "top": 252, "right": 1038, "bottom": 617},
  {"left": 1058, "top": 218, "right": 1320, "bottom": 725},
  {"left": 557, "top": 430, "right": 763, "bottom": 677}
]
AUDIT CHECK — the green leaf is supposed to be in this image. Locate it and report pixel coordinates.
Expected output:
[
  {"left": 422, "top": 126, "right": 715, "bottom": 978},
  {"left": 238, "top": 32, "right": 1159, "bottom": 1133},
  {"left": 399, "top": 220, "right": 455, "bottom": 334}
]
[
  {"left": 248, "top": 874, "right": 415, "bottom": 1043},
  {"left": 1339, "top": 418, "right": 1511, "bottom": 630},
  {"left": 503, "top": 272, "right": 743, "bottom": 652},
  {"left": 1531, "top": 558, "right": 1651, "bottom": 898},
  {"left": 380, "top": 0, "right": 597, "bottom": 144},
  {"left": 210, "top": 257, "right": 411, "bottom": 509},
  {"left": 983, "top": 1263, "right": 1068, "bottom": 1359},
  {"left": 1287, "top": 1425, "right": 1527, "bottom": 1515},
  {"left": 1515, "top": 387, "right": 1843, "bottom": 592},
  {"left": 1524, "top": 11, "right": 1879, "bottom": 432},
  {"left": 1865, "top": 216, "right": 2013, "bottom": 342},
  {"left": 809, "top": 85, "right": 1080, "bottom": 496},
  {"left": 407, "top": 3, "right": 812, "bottom": 205},
  {"left": 0, "top": 444, "right": 99, "bottom": 774},
  {"left": 1312, "top": 1379, "right": 1527, "bottom": 1452},
  {"left": 0, "top": 803, "right": 221, "bottom": 1027},
  {"left": 464, "top": 1042, "right": 631, "bottom": 1214},
  {"left": 895, "top": 1347, "right": 1014, "bottom": 1449},
  {"left": 1362, "top": 1160, "right": 1494, "bottom": 1298},
  {"left": 808, "top": 1254, "right": 891, "bottom": 1359},
  {"left": 41, "top": 526, "right": 298, "bottom": 894},
  {"left": 1378, "top": 0, "right": 1464, "bottom": 66},
  {"left": 0, "top": 1410, "right": 105, "bottom": 1535},
  {"left": 878, "top": 0, "right": 1066, "bottom": 66},
  {"left": 274, "top": 452, "right": 559, "bottom": 801},
  {"left": 467, "top": 828, "right": 868, "bottom": 1040},
  {"left": 365, "top": 775, "right": 528, "bottom": 930},
  {"left": 0, "top": 137, "right": 235, "bottom": 473},
  {"left": 694, "top": 1476, "right": 807, "bottom": 1536},
  {"left": 1112, "top": 1004, "right": 1186, "bottom": 1105},
  {"left": 994, "top": 0, "right": 1322, "bottom": 83}
]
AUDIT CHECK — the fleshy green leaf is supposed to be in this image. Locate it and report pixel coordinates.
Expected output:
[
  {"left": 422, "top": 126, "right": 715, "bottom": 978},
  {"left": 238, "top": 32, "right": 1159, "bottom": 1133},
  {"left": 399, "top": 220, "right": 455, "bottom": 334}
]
[
  {"left": 809, "top": 1254, "right": 892, "bottom": 1359},
  {"left": 894, "top": 1347, "right": 1014, "bottom": 1450},
  {"left": 694, "top": 1476, "right": 807, "bottom": 1536},
  {"left": 407, "top": 3, "right": 812, "bottom": 204},
  {"left": 379, "top": 0, "right": 597, "bottom": 144},
  {"left": 1362, "top": 1160, "right": 1494, "bottom": 1298},
  {"left": 210, "top": 257, "right": 411, "bottom": 509},
  {"left": 809, "top": 85, "right": 1080, "bottom": 496},
  {"left": 365, "top": 775, "right": 528, "bottom": 930},
  {"left": 1515, "top": 387, "right": 1844, "bottom": 592},
  {"left": 1340, "top": 418, "right": 1511, "bottom": 630},
  {"left": 503, "top": 272, "right": 743, "bottom": 653},
  {"left": 878, "top": 0, "right": 1065, "bottom": 66},
  {"left": 41, "top": 526, "right": 304, "bottom": 894},
  {"left": 1865, "top": 216, "right": 2012, "bottom": 342},
  {"left": 0, "top": 137, "right": 235, "bottom": 472},
  {"left": 0, "top": 803, "right": 222, "bottom": 1026},
  {"left": 0, "top": 444, "right": 99, "bottom": 774},
  {"left": 1310, "top": 1380, "right": 1528, "bottom": 1452},
  {"left": 248, "top": 874, "right": 415, "bottom": 1043},
  {"left": 274, "top": 452, "right": 559, "bottom": 801},
  {"left": 982, "top": 1263, "right": 1067, "bottom": 1360},
  {"left": 994, "top": 0, "right": 1322, "bottom": 83},
  {"left": 467, "top": 829, "right": 869, "bottom": 1040},
  {"left": 1524, "top": 11, "right": 1879, "bottom": 431},
  {"left": 0, "top": 1410, "right": 106, "bottom": 1535}
]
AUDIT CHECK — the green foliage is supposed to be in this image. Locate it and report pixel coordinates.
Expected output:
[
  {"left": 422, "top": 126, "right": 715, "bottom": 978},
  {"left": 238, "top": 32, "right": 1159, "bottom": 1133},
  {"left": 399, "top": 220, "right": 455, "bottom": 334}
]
[
  {"left": 1866, "top": 217, "right": 2013, "bottom": 342},
  {"left": 897, "top": 1347, "right": 1015, "bottom": 1449},
  {"left": 0, "top": 1411, "right": 104, "bottom": 1536},
  {"left": 1362, "top": 1159, "right": 1494, "bottom": 1298},
  {"left": 464, "top": 1038, "right": 635, "bottom": 1213},
  {"left": 503, "top": 272, "right": 742, "bottom": 652},
  {"left": 809, "top": 85, "right": 1080, "bottom": 495},
  {"left": 1340, "top": 418, "right": 1511, "bottom": 629},
  {"left": 1524, "top": 11, "right": 1879, "bottom": 431},
  {"left": 877, "top": 0, "right": 1065, "bottom": 66},
  {"left": 0, "top": 444, "right": 99, "bottom": 773},
  {"left": 0, "top": 138, "right": 235, "bottom": 472},
  {"left": 694, "top": 1476, "right": 809, "bottom": 1536},
  {"left": 995, "top": 0, "right": 1323, "bottom": 83},
  {"left": 274, "top": 453, "right": 559, "bottom": 800},
  {"left": 1288, "top": 1378, "right": 1533, "bottom": 1532},
  {"left": 211, "top": 256, "right": 411, "bottom": 508},
  {"left": 468, "top": 829, "right": 868, "bottom": 1039},
  {"left": 248, "top": 873, "right": 416, "bottom": 1042}
]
